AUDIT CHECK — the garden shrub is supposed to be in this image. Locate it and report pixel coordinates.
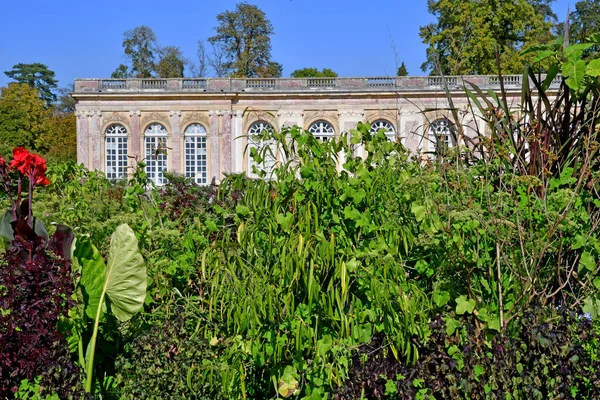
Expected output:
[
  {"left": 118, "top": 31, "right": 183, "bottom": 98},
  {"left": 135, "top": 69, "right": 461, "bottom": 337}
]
[{"left": 335, "top": 309, "right": 600, "bottom": 399}]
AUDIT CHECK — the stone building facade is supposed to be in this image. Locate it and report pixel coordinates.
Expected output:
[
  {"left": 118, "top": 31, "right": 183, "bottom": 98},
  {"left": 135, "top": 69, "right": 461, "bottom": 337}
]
[{"left": 73, "top": 75, "right": 559, "bottom": 184}]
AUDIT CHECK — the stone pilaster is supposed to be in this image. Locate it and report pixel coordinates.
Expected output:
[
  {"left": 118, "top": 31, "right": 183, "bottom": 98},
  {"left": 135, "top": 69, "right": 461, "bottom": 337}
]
[
  {"left": 232, "top": 110, "right": 244, "bottom": 173},
  {"left": 169, "top": 110, "right": 182, "bottom": 173},
  {"left": 208, "top": 110, "right": 221, "bottom": 183},
  {"left": 338, "top": 110, "right": 364, "bottom": 163},
  {"left": 221, "top": 110, "right": 233, "bottom": 178},
  {"left": 89, "top": 111, "right": 102, "bottom": 171},
  {"left": 402, "top": 111, "right": 424, "bottom": 154},
  {"left": 129, "top": 111, "right": 141, "bottom": 164},
  {"left": 277, "top": 111, "right": 303, "bottom": 128},
  {"left": 76, "top": 111, "right": 89, "bottom": 168}
]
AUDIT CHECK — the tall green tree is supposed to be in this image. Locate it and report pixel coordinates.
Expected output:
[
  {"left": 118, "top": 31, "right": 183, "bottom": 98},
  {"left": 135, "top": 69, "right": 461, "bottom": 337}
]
[
  {"left": 397, "top": 62, "right": 408, "bottom": 76},
  {"left": 209, "top": 3, "right": 282, "bottom": 78},
  {"left": 290, "top": 68, "right": 338, "bottom": 78},
  {"left": 4, "top": 63, "right": 58, "bottom": 105},
  {"left": 122, "top": 26, "right": 158, "bottom": 78},
  {"left": 155, "top": 46, "right": 187, "bottom": 78},
  {"left": 419, "top": 0, "right": 556, "bottom": 75},
  {"left": 0, "top": 84, "right": 53, "bottom": 154}
]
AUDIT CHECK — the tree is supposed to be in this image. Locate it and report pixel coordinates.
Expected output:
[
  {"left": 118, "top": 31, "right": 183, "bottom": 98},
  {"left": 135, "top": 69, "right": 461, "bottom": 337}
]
[
  {"left": 111, "top": 64, "right": 130, "bottom": 79},
  {"left": 208, "top": 42, "right": 230, "bottom": 77},
  {"left": 4, "top": 63, "right": 58, "bottom": 105},
  {"left": 562, "top": 0, "right": 600, "bottom": 58},
  {"left": 53, "top": 84, "right": 76, "bottom": 115},
  {"left": 209, "top": 3, "right": 282, "bottom": 78},
  {"left": 397, "top": 62, "right": 408, "bottom": 76},
  {"left": 122, "top": 26, "right": 157, "bottom": 78},
  {"left": 290, "top": 68, "right": 338, "bottom": 78},
  {"left": 155, "top": 46, "right": 187, "bottom": 78},
  {"left": 419, "top": 0, "right": 556, "bottom": 75},
  {"left": 0, "top": 84, "right": 53, "bottom": 155},
  {"left": 41, "top": 113, "right": 77, "bottom": 162},
  {"left": 189, "top": 40, "right": 209, "bottom": 77}
]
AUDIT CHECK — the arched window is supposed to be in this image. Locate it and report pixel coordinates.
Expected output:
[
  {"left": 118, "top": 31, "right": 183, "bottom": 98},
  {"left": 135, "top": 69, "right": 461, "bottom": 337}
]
[
  {"left": 248, "top": 121, "right": 276, "bottom": 176},
  {"left": 370, "top": 120, "right": 396, "bottom": 141},
  {"left": 105, "top": 124, "right": 128, "bottom": 180},
  {"left": 308, "top": 120, "right": 335, "bottom": 142},
  {"left": 429, "top": 118, "right": 456, "bottom": 151},
  {"left": 144, "top": 123, "right": 168, "bottom": 186},
  {"left": 184, "top": 124, "right": 208, "bottom": 184}
]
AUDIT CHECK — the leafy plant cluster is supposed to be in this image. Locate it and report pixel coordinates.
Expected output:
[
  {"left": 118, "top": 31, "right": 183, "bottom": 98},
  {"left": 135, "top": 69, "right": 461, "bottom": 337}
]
[{"left": 1, "top": 38, "right": 600, "bottom": 399}]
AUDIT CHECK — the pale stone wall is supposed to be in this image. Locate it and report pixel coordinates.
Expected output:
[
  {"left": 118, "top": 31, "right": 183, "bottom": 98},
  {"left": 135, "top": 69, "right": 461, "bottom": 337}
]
[{"left": 73, "top": 76, "right": 550, "bottom": 183}]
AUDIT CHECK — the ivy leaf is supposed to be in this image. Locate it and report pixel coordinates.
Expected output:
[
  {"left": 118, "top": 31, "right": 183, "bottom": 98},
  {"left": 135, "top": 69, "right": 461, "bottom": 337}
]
[
  {"left": 235, "top": 205, "right": 250, "bottom": 218},
  {"left": 455, "top": 295, "right": 476, "bottom": 315},
  {"left": 562, "top": 60, "right": 586, "bottom": 92},
  {"left": 571, "top": 234, "right": 586, "bottom": 250},
  {"left": 411, "top": 202, "right": 426, "bottom": 222},
  {"left": 445, "top": 317, "right": 461, "bottom": 335},
  {"left": 586, "top": 59, "right": 600, "bottom": 77},
  {"left": 433, "top": 290, "right": 450, "bottom": 307},
  {"left": 276, "top": 212, "right": 294, "bottom": 230},
  {"left": 582, "top": 297, "right": 600, "bottom": 319},
  {"left": 579, "top": 252, "right": 596, "bottom": 273}
]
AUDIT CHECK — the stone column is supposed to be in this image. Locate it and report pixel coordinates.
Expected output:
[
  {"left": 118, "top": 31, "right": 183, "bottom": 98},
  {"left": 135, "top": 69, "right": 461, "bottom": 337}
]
[
  {"left": 232, "top": 110, "right": 244, "bottom": 173},
  {"left": 76, "top": 111, "right": 89, "bottom": 168},
  {"left": 221, "top": 110, "right": 233, "bottom": 177},
  {"left": 277, "top": 111, "right": 304, "bottom": 166},
  {"left": 208, "top": 110, "right": 221, "bottom": 183},
  {"left": 129, "top": 111, "right": 141, "bottom": 165},
  {"left": 338, "top": 110, "right": 364, "bottom": 164},
  {"left": 89, "top": 111, "right": 102, "bottom": 171},
  {"left": 170, "top": 110, "right": 182, "bottom": 174},
  {"left": 402, "top": 111, "right": 424, "bottom": 154}
]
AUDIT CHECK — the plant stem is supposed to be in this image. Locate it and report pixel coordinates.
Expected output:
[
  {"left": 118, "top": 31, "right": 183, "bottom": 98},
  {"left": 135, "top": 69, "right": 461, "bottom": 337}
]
[
  {"left": 85, "top": 291, "right": 106, "bottom": 393},
  {"left": 497, "top": 241, "right": 504, "bottom": 329},
  {"left": 28, "top": 178, "right": 33, "bottom": 228}
]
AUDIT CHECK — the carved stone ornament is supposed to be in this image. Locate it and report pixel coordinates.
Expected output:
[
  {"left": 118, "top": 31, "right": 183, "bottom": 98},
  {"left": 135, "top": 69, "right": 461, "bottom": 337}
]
[
  {"left": 141, "top": 112, "right": 171, "bottom": 131},
  {"left": 180, "top": 111, "right": 210, "bottom": 129},
  {"left": 129, "top": 110, "right": 141, "bottom": 117},
  {"left": 277, "top": 111, "right": 304, "bottom": 117},
  {"left": 338, "top": 110, "right": 364, "bottom": 117},
  {"left": 169, "top": 110, "right": 182, "bottom": 118}
]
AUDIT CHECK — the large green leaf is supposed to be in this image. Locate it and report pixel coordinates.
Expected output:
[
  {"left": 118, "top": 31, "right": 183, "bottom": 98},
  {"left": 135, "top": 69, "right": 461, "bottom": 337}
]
[
  {"left": 0, "top": 210, "right": 13, "bottom": 246},
  {"left": 75, "top": 235, "right": 106, "bottom": 320},
  {"left": 586, "top": 59, "right": 600, "bottom": 77},
  {"left": 105, "top": 224, "right": 146, "bottom": 322},
  {"left": 562, "top": 60, "right": 586, "bottom": 92}
]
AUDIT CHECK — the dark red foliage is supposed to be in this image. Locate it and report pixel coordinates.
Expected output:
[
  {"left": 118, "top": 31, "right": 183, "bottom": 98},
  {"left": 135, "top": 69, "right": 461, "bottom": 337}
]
[
  {"left": 0, "top": 236, "right": 83, "bottom": 397},
  {"left": 335, "top": 310, "right": 600, "bottom": 399}
]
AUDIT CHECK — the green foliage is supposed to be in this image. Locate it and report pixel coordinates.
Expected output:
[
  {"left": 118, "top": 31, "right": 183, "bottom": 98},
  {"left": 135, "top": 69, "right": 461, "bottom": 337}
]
[
  {"left": 290, "top": 68, "right": 338, "bottom": 78},
  {"left": 337, "top": 310, "right": 600, "bottom": 399},
  {"left": 209, "top": 3, "right": 282, "bottom": 77},
  {"left": 420, "top": 0, "right": 556, "bottom": 75},
  {"left": 396, "top": 62, "right": 408, "bottom": 76},
  {"left": 122, "top": 25, "right": 158, "bottom": 78},
  {"left": 155, "top": 45, "right": 187, "bottom": 78},
  {"left": 4, "top": 63, "right": 58, "bottom": 105},
  {"left": 73, "top": 224, "right": 146, "bottom": 393},
  {"left": 0, "top": 84, "right": 53, "bottom": 154}
]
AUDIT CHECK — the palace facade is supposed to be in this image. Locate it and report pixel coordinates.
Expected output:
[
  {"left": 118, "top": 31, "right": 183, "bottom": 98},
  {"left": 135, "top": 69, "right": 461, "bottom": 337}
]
[{"left": 72, "top": 75, "right": 558, "bottom": 184}]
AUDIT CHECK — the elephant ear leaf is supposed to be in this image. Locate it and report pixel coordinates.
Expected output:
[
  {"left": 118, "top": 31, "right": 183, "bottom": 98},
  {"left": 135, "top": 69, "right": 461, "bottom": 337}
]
[
  {"left": 105, "top": 224, "right": 146, "bottom": 322},
  {"left": 75, "top": 235, "right": 106, "bottom": 320}
]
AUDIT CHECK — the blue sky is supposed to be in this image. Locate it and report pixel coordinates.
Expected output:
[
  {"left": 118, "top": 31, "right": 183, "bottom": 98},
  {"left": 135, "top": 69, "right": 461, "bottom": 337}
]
[{"left": 0, "top": 0, "right": 572, "bottom": 89}]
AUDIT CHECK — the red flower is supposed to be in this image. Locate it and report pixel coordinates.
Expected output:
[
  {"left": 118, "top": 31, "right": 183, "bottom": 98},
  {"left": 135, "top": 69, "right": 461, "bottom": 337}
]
[
  {"left": 10, "top": 147, "right": 31, "bottom": 175},
  {"left": 9, "top": 147, "right": 50, "bottom": 186}
]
